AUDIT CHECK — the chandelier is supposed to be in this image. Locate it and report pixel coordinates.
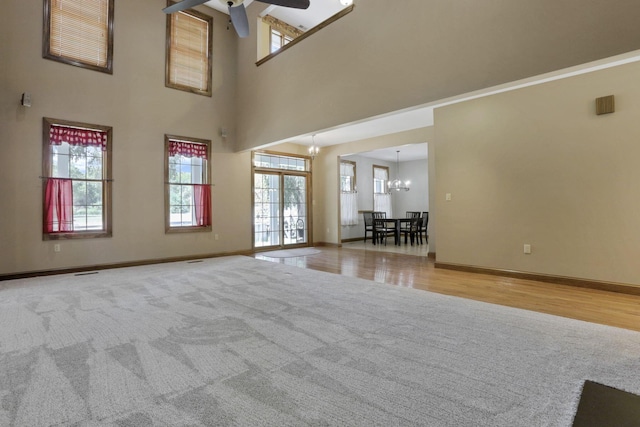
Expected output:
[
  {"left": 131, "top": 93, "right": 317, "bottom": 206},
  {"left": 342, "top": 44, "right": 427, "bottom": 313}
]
[
  {"left": 308, "top": 134, "right": 319, "bottom": 160},
  {"left": 388, "top": 150, "right": 410, "bottom": 192}
]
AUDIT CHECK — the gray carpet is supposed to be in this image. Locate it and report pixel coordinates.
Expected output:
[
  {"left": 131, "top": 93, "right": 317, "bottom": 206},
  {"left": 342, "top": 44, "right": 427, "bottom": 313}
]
[{"left": 1, "top": 256, "right": 640, "bottom": 426}]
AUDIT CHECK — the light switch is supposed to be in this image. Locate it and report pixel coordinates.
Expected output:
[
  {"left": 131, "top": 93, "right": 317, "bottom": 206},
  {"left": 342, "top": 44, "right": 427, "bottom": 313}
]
[{"left": 445, "top": 193, "right": 452, "bottom": 201}]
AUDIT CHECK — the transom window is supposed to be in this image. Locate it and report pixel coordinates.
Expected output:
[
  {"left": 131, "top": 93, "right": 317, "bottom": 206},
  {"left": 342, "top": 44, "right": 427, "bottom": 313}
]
[
  {"left": 166, "top": 8, "right": 213, "bottom": 96},
  {"left": 42, "top": 118, "right": 112, "bottom": 239},
  {"left": 165, "top": 135, "right": 212, "bottom": 232},
  {"left": 43, "top": 0, "right": 114, "bottom": 73},
  {"left": 254, "top": 153, "right": 310, "bottom": 171}
]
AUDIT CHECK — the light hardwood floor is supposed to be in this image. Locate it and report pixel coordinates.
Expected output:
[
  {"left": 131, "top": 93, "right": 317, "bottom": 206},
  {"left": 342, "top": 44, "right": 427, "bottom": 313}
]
[{"left": 254, "top": 244, "right": 640, "bottom": 332}]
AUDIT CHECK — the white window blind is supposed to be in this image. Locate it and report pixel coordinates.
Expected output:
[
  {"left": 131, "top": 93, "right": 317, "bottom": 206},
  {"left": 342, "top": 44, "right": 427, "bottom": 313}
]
[
  {"left": 48, "top": 0, "right": 111, "bottom": 70},
  {"left": 168, "top": 11, "right": 211, "bottom": 94}
]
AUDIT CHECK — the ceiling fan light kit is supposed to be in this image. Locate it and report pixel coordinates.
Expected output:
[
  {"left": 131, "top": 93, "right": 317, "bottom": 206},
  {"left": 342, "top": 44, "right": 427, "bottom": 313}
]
[{"left": 163, "top": 0, "right": 310, "bottom": 38}]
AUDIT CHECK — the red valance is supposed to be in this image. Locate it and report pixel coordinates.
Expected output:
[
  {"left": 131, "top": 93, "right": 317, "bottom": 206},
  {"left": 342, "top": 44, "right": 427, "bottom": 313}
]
[
  {"left": 169, "top": 141, "right": 208, "bottom": 160},
  {"left": 50, "top": 125, "right": 107, "bottom": 151}
]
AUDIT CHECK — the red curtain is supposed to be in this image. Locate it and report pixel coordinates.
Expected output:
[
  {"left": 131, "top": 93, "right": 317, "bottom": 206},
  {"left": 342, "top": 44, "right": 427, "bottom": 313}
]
[
  {"left": 45, "top": 178, "right": 73, "bottom": 233},
  {"left": 49, "top": 125, "right": 107, "bottom": 150},
  {"left": 193, "top": 184, "right": 211, "bottom": 226},
  {"left": 169, "top": 141, "right": 208, "bottom": 159}
]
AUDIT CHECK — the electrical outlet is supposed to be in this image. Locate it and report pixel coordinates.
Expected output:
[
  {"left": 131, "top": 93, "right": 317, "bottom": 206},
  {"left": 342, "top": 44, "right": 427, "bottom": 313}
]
[
  {"left": 445, "top": 193, "right": 452, "bottom": 201},
  {"left": 523, "top": 244, "right": 531, "bottom": 254},
  {"left": 214, "top": 234, "right": 219, "bottom": 240},
  {"left": 54, "top": 244, "right": 61, "bottom": 252}
]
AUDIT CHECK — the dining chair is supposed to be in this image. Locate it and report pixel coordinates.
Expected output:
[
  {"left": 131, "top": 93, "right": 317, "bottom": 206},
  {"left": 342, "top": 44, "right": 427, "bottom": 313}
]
[
  {"left": 419, "top": 211, "right": 429, "bottom": 244},
  {"left": 362, "top": 211, "right": 374, "bottom": 243},
  {"left": 401, "top": 215, "right": 422, "bottom": 245},
  {"left": 401, "top": 211, "right": 421, "bottom": 234},
  {"left": 373, "top": 211, "right": 394, "bottom": 245}
]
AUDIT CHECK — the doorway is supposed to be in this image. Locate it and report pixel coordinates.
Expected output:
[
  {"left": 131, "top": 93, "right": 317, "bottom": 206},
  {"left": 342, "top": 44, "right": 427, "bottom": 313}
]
[{"left": 253, "top": 152, "right": 311, "bottom": 249}]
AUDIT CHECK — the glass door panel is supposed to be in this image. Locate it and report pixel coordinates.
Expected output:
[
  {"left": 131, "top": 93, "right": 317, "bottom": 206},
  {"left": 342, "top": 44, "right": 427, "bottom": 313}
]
[
  {"left": 254, "top": 173, "right": 281, "bottom": 248},
  {"left": 283, "top": 174, "right": 307, "bottom": 246}
]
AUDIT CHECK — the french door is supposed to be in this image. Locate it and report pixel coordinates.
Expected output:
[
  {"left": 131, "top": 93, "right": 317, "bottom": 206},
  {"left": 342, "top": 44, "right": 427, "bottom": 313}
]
[{"left": 253, "top": 153, "right": 311, "bottom": 249}]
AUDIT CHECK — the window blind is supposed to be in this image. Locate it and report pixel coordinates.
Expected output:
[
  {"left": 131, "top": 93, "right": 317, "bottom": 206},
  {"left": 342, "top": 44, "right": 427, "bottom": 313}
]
[
  {"left": 49, "top": 0, "right": 110, "bottom": 68},
  {"left": 169, "top": 11, "right": 210, "bottom": 92}
]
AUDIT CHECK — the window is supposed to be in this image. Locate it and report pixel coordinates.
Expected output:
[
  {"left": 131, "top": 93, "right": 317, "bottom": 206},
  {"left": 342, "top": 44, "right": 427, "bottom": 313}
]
[
  {"left": 165, "top": 135, "right": 212, "bottom": 232},
  {"left": 373, "top": 165, "right": 389, "bottom": 195},
  {"left": 373, "top": 165, "right": 392, "bottom": 217},
  {"left": 270, "top": 29, "right": 293, "bottom": 54},
  {"left": 43, "top": 0, "right": 114, "bottom": 74},
  {"left": 42, "top": 118, "right": 112, "bottom": 239},
  {"left": 340, "top": 161, "right": 358, "bottom": 226},
  {"left": 340, "top": 161, "right": 356, "bottom": 193},
  {"left": 166, "top": 8, "right": 213, "bottom": 96},
  {"left": 257, "top": 4, "right": 354, "bottom": 65}
]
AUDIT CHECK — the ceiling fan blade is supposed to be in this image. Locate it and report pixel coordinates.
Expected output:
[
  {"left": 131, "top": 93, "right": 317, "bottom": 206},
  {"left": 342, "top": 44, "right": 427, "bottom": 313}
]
[
  {"left": 163, "top": 0, "right": 209, "bottom": 14},
  {"left": 229, "top": 3, "right": 250, "bottom": 38},
  {"left": 257, "top": 0, "right": 310, "bottom": 10}
]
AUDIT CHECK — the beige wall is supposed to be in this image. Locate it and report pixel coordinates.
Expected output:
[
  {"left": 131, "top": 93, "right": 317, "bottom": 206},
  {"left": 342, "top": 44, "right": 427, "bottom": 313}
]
[
  {"left": 434, "top": 61, "right": 640, "bottom": 286},
  {"left": 235, "top": 0, "right": 640, "bottom": 151},
  {"left": 0, "top": 1, "right": 247, "bottom": 275}
]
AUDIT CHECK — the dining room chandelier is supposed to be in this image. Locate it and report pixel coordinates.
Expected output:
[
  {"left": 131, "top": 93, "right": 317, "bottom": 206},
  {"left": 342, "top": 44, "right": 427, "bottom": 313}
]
[
  {"left": 308, "top": 134, "right": 319, "bottom": 160},
  {"left": 388, "top": 150, "right": 410, "bottom": 192}
]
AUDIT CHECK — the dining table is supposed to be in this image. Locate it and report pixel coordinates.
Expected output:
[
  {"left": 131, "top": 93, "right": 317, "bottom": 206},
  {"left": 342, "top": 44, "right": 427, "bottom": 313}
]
[{"left": 372, "top": 218, "right": 412, "bottom": 246}]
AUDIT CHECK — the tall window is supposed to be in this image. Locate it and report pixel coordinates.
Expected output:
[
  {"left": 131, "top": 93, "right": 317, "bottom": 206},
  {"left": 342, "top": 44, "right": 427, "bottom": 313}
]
[
  {"left": 42, "top": 118, "right": 112, "bottom": 239},
  {"left": 373, "top": 165, "right": 392, "bottom": 217},
  {"left": 165, "top": 135, "right": 212, "bottom": 232},
  {"left": 43, "top": 0, "right": 114, "bottom": 74},
  {"left": 340, "top": 161, "right": 358, "bottom": 226},
  {"left": 166, "top": 8, "right": 213, "bottom": 97}
]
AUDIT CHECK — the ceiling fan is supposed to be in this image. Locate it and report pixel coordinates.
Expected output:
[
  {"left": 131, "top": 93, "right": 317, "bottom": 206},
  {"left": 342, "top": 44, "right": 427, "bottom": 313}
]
[{"left": 163, "top": 0, "right": 310, "bottom": 38}]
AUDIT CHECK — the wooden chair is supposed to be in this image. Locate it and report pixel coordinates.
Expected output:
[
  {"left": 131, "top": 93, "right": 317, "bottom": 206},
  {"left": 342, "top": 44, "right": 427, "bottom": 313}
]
[
  {"left": 401, "top": 215, "right": 422, "bottom": 245},
  {"left": 362, "top": 211, "right": 374, "bottom": 243},
  {"left": 373, "top": 211, "right": 394, "bottom": 245},
  {"left": 419, "top": 211, "right": 429, "bottom": 244},
  {"left": 401, "top": 211, "right": 421, "bottom": 234}
]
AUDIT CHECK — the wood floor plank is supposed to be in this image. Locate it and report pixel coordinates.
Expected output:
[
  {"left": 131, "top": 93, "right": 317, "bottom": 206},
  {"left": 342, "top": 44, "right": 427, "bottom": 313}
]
[{"left": 254, "top": 246, "right": 640, "bottom": 332}]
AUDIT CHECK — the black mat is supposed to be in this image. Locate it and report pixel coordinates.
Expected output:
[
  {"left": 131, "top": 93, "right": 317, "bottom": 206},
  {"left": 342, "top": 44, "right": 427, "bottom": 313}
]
[{"left": 572, "top": 380, "right": 640, "bottom": 427}]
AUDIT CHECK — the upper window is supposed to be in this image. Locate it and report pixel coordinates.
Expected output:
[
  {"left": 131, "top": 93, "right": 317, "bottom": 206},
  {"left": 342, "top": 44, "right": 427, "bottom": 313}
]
[
  {"left": 165, "top": 135, "right": 212, "bottom": 232},
  {"left": 43, "top": 0, "right": 114, "bottom": 74},
  {"left": 257, "top": 3, "right": 354, "bottom": 64},
  {"left": 42, "top": 118, "right": 113, "bottom": 240},
  {"left": 166, "top": 8, "right": 213, "bottom": 97},
  {"left": 270, "top": 28, "right": 293, "bottom": 54}
]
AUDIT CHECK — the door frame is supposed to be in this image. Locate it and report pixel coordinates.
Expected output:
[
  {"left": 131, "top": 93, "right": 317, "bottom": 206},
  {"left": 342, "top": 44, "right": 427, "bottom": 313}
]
[{"left": 251, "top": 150, "right": 313, "bottom": 251}]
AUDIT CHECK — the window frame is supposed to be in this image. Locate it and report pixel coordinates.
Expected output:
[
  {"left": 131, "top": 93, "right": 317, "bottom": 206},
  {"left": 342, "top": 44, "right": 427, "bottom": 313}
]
[
  {"left": 42, "top": 117, "right": 113, "bottom": 240},
  {"left": 165, "top": 5, "right": 213, "bottom": 97},
  {"left": 165, "top": 134, "right": 212, "bottom": 233},
  {"left": 42, "top": 0, "right": 115, "bottom": 74}
]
